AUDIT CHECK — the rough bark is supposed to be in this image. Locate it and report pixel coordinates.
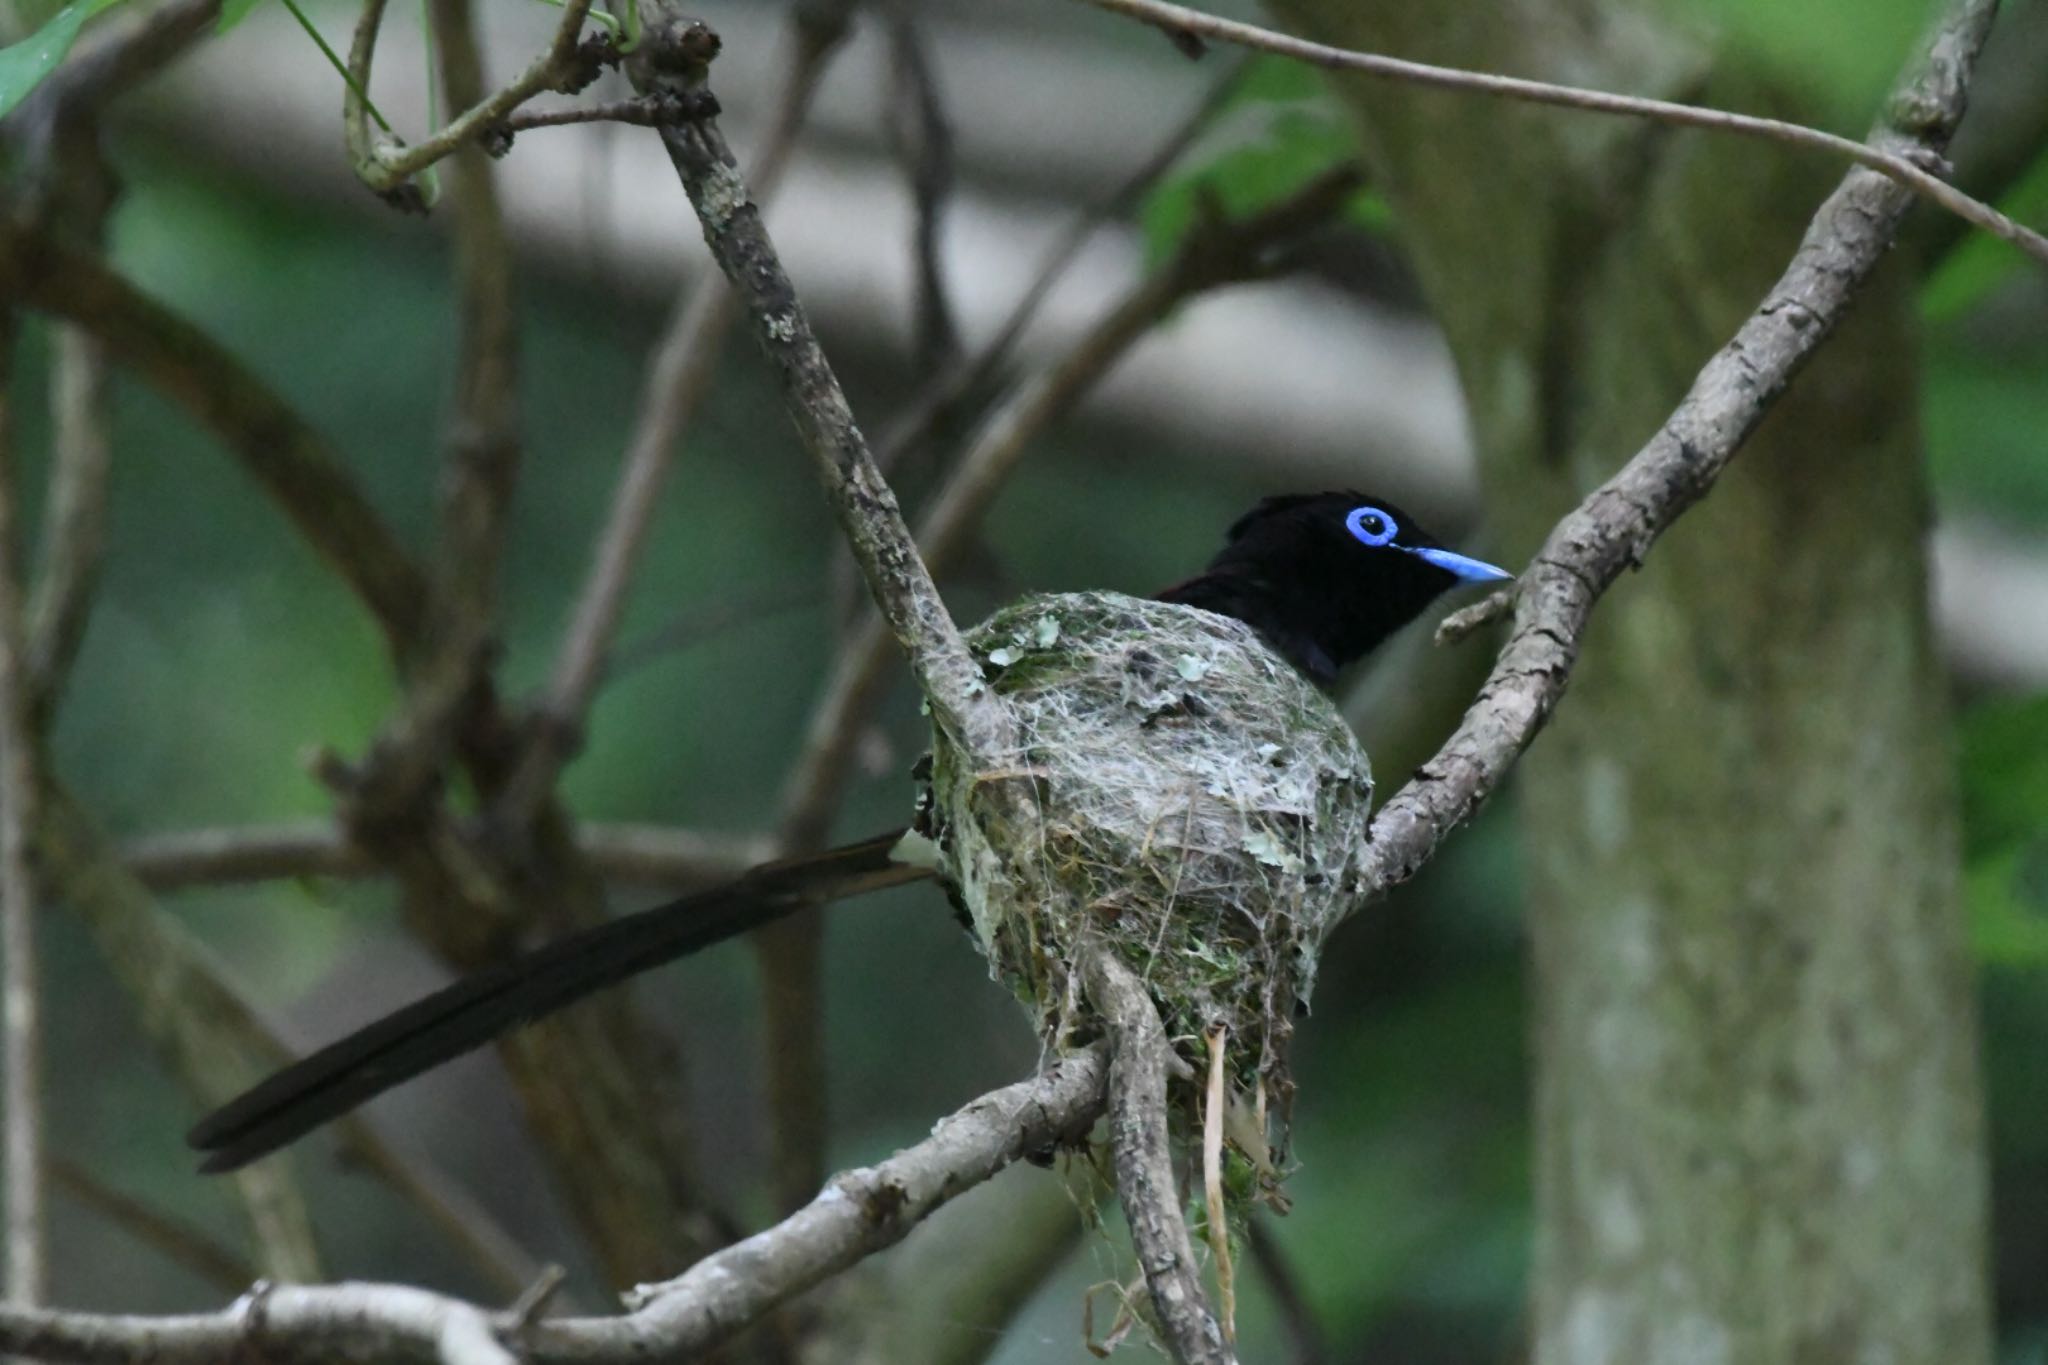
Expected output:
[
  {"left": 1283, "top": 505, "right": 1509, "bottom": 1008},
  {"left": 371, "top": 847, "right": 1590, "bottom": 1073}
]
[{"left": 1261, "top": 4, "right": 1994, "bottom": 1362}]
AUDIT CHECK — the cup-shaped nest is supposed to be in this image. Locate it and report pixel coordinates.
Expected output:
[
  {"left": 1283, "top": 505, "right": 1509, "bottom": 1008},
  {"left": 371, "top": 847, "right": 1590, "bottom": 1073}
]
[{"left": 927, "top": 591, "right": 1373, "bottom": 1151}]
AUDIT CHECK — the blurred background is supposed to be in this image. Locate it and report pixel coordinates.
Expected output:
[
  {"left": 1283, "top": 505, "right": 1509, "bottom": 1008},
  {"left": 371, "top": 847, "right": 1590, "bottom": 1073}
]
[{"left": 3, "top": 0, "right": 2045, "bottom": 1360}]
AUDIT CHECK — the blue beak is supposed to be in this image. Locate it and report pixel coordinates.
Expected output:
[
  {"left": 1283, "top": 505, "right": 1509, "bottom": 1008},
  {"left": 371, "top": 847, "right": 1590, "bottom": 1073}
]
[{"left": 1407, "top": 546, "right": 1514, "bottom": 583}]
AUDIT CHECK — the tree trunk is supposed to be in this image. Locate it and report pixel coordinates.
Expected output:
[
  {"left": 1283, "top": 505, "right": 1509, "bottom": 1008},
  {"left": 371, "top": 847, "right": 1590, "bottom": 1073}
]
[{"left": 1261, "top": 5, "right": 1994, "bottom": 1361}]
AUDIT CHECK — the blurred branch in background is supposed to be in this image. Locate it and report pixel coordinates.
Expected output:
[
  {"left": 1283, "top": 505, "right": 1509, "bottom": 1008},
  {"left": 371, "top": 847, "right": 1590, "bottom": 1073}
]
[
  {"left": 127, "top": 7, "right": 2048, "bottom": 690},
  {"left": 0, "top": 301, "right": 49, "bottom": 1313},
  {"left": 119, "top": 821, "right": 769, "bottom": 895},
  {"left": 1068, "top": 0, "right": 2048, "bottom": 267},
  {"left": 0, "top": 0, "right": 2035, "bottom": 1358},
  {"left": 46, "top": 1157, "right": 256, "bottom": 1297}
]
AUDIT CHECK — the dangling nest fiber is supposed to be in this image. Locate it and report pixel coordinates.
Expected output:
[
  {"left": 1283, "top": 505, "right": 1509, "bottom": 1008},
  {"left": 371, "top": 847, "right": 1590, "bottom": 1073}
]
[{"left": 925, "top": 591, "right": 1373, "bottom": 1161}]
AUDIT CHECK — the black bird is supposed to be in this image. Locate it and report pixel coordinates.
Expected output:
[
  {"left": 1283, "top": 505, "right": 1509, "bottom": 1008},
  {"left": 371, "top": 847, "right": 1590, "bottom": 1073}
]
[{"left": 188, "top": 492, "right": 1509, "bottom": 1172}]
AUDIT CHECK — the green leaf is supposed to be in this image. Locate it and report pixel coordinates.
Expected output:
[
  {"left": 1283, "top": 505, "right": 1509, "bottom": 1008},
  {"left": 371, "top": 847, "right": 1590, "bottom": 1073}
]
[
  {"left": 216, "top": 0, "right": 266, "bottom": 34},
  {"left": 0, "top": 0, "right": 129, "bottom": 118},
  {"left": 1959, "top": 694, "right": 2048, "bottom": 858},
  {"left": 1141, "top": 104, "right": 1381, "bottom": 268},
  {"left": 1959, "top": 694, "right": 2048, "bottom": 969}
]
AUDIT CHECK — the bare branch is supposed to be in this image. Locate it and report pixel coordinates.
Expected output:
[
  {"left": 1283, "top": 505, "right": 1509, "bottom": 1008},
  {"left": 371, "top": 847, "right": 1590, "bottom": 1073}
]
[
  {"left": 34, "top": 790, "right": 324, "bottom": 1281},
  {"left": 883, "top": 6, "right": 961, "bottom": 373},
  {"left": 494, "top": 93, "right": 702, "bottom": 134},
  {"left": 37, "top": 789, "right": 547, "bottom": 1295},
  {"left": 0, "top": 1049, "right": 1109, "bottom": 1364},
  {"left": 0, "top": 313, "right": 48, "bottom": 1308},
  {"left": 1070, "top": 0, "right": 2048, "bottom": 268},
  {"left": 0, "top": 225, "right": 427, "bottom": 654},
  {"left": 1082, "top": 948, "right": 1234, "bottom": 1365},
  {"left": 116, "top": 821, "right": 767, "bottom": 893},
  {"left": 342, "top": 0, "right": 525, "bottom": 820},
  {"left": 623, "top": 8, "right": 1013, "bottom": 773},
  {"left": 20, "top": 137, "right": 117, "bottom": 721},
  {"left": 351, "top": 0, "right": 612, "bottom": 196},
  {"left": 506, "top": 1, "right": 852, "bottom": 828},
  {"left": 1357, "top": 0, "right": 2004, "bottom": 898},
  {"left": 868, "top": 54, "right": 1248, "bottom": 484}
]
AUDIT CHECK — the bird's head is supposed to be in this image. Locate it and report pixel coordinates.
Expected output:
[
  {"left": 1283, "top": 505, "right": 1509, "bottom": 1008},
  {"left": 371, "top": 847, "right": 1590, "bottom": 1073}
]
[{"left": 1160, "top": 491, "right": 1512, "bottom": 682}]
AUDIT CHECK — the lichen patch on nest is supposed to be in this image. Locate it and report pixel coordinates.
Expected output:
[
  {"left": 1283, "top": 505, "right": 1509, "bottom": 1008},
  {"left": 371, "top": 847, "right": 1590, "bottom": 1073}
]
[{"left": 925, "top": 591, "right": 1373, "bottom": 1166}]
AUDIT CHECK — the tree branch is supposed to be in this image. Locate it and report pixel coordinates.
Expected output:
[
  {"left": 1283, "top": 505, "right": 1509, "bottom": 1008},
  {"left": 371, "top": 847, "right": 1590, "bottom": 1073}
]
[
  {"left": 117, "top": 820, "right": 768, "bottom": 893},
  {"left": 0, "top": 1048, "right": 1109, "bottom": 1364},
  {"left": 1070, "top": 0, "right": 2048, "bottom": 268},
  {"left": 0, "top": 312, "right": 48, "bottom": 1308},
  {"left": 349, "top": 0, "right": 613, "bottom": 197},
  {"left": 1356, "top": 0, "right": 2004, "bottom": 899},
  {"left": 622, "top": 6, "right": 1013, "bottom": 773},
  {"left": 0, "top": 225, "right": 428, "bottom": 654},
  {"left": 1081, "top": 948, "right": 1234, "bottom": 1365},
  {"left": 341, "top": 0, "right": 525, "bottom": 822},
  {"left": 504, "top": 0, "right": 853, "bottom": 829}
]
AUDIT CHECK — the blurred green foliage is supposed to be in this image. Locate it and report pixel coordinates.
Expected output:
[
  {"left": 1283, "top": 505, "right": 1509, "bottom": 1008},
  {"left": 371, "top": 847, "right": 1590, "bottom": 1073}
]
[
  {"left": 1960, "top": 696, "right": 2048, "bottom": 966},
  {"left": 2, "top": 1, "right": 2044, "bottom": 1357},
  {"left": 1142, "top": 56, "right": 1389, "bottom": 268}
]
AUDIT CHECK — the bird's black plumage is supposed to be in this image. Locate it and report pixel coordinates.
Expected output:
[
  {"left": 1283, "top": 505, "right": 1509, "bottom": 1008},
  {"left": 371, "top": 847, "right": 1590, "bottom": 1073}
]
[
  {"left": 1158, "top": 492, "right": 1506, "bottom": 683},
  {"left": 188, "top": 492, "right": 1506, "bottom": 1172}
]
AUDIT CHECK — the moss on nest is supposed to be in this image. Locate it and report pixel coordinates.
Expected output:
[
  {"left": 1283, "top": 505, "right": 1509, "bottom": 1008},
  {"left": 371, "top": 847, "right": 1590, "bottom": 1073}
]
[{"left": 926, "top": 591, "right": 1373, "bottom": 1161}]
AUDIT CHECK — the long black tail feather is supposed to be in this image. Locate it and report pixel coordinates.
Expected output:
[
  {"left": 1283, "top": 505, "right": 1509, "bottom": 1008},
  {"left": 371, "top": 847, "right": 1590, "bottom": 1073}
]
[{"left": 188, "top": 830, "right": 925, "bottom": 1172}]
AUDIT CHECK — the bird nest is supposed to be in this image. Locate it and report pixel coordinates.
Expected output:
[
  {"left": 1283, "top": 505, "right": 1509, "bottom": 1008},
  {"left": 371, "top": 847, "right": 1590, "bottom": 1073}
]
[{"left": 926, "top": 591, "right": 1373, "bottom": 1161}]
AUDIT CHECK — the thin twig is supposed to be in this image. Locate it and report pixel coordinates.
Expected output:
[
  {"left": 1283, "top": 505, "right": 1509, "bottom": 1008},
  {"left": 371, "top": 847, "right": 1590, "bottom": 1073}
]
[
  {"left": 20, "top": 137, "right": 116, "bottom": 723},
  {"left": 343, "top": 0, "right": 395, "bottom": 198},
  {"left": 47, "top": 1158, "right": 256, "bottom": 1296},
  {"left": 778, "top": 164, "right": 1365, "bottom": 850},
  {"left": 884, "top": 5, "right": 961, "bottom": 373},
  {"left": 1068, "top": 0, "right": 2048, "bottom": 268},
  {"left": 0, "top": 1049, "right": 1109, "bottom": 1363},
  {"left": 504, "top": 0, "right": 852, "bottom": 830},
  {"left": 496, "top": 94, "right": 699, "bottom": 134},
  {"left": 352, "top": 0, "right": 609, "bottom": 195},
  {"left": 867, "top": 53, "right": 1248, "bottom": 486},
  {"left": 1081, "top": 948, "right": 1234, "bottom": 1365},
  {"left": 0, "top": 313, "right": 48, "bottom": 1309},
  {"left": 341, "top": 0, "right": 525, "bottom": 823}
]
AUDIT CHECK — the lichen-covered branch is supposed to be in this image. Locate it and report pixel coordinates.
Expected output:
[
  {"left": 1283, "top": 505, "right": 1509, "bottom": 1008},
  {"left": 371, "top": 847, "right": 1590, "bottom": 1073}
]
[
  {"left": 1081, "top": 948, "right": 1234, "bottom": 1365},
  {"left": 505, "top": 0, "right": 853, "bottom": 829},
  {"left": 0, "top": 1049, "right": 1109, "bottom": 1364},
  {"left": 1354, "top": 0, "right": 2003, "bottom": 901},
  {"left": 0, "top": 312, "right": 49, "bottom": 1308},
  {"left": 620, "top": 4, "right": 1012, "bottom": 771}
]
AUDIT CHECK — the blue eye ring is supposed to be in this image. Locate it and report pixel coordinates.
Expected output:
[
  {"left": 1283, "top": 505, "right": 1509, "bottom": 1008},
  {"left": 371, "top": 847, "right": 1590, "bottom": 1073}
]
[{"left": 1346, "top": 505, "right": 1398, "bottom": 546}]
